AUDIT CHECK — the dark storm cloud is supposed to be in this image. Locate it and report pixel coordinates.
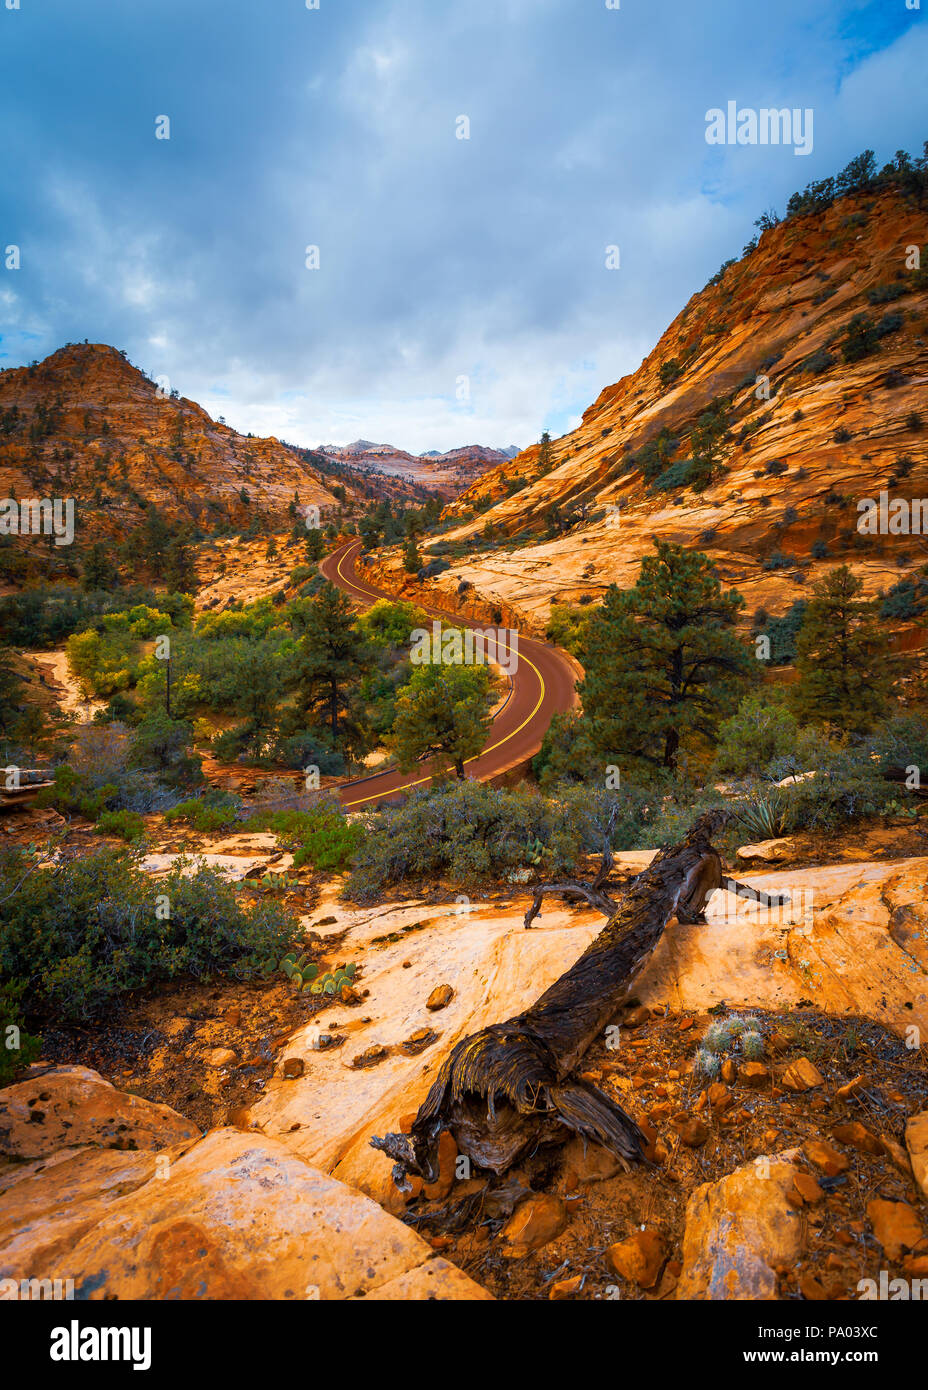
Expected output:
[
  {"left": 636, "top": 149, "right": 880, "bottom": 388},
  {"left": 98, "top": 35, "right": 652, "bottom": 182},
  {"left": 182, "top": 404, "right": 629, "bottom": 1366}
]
[{"left": 0, "top": 0, "right": 924, "bottom": 450}]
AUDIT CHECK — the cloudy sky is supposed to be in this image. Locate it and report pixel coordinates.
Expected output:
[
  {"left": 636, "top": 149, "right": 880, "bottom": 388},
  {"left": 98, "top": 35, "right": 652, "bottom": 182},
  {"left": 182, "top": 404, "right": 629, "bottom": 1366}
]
[{"left": 1, "top": 0, "right": 925, "bottom": 453}]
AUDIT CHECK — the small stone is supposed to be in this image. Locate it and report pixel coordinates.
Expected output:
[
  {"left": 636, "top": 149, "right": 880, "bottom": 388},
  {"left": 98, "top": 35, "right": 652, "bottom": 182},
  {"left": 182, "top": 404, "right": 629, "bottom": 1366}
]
[
  {"left": 800, "top": 1274, "right": 830, "bottom": 1301},
  {"left": 281, "top": 1057, "right": 304, "bottom": 1079},
  {"left": 548, "top": 1274, "right": 582, "bottom": 1300},
  {"left": 831, "top": 1121, "right": 881, "bottom": 1155},
  {"left": 623, "top": 1005, "right": 650, "bottom": 1028},
  {"left": 501, "top": 1194, "right": 568, "bottom": 1256},
  {"left": 673, "top": 1116, "right": 710, "bottom": 1148},
  {"left": 605, "top": 1229, "right": 666, "bottom": 1289},
  {"left": 792, "top": 1172, "right": 825, "bottom": 1205},
  {"left": 836, "top": 1074, "right": 867, "bottom": 1102},
  {"left": 426, "top": 984, "right": 454, "bottom": 1011},
  {"left": 803, "top": 1139, "right": 850, "bottom": 1177},
  {"left": 560, "top": 1136, "right": 622, "bottom": 1183},
  {"left": 903, "top": 1254, "right": 928, "bottom": 1276},
  {"left": 739, "top": 1062, "right": 769, "bottom": 1089},
  {"left": 707, "top": 1083, "right": 733, "bottom": 1112},
  {"left": 905, "top": 1112, "right": 928, "bottom": 1201},
  {"left": 677, "top": 1017, "right": 695, "bottom": 1032},
  {"left": 352, "top": 1044, "right": 388, "bottom": 1068},
  {"left": 867, "top": 1199, "right": 925, "bottom": 1261},
  {"left": 879, "top": 1133, "right": 913, "bottom": 1178},
  {"left": 721, "top": 1059, "right": 737, "bottom": 1084},
  {"left": 781, "top": 1057, "right": 825, "bottom": 1092},
  {"left": 206, "top": 1047, "right": 237, "bottom": 1068},
  {"left": 224, "top": 1008, "right": 242, "bottom": 1028}
]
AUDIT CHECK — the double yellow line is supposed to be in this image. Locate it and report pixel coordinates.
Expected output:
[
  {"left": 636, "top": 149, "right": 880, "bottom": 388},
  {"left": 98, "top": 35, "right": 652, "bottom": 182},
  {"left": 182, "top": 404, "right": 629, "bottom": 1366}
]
[{"left": 331, "top": 541, "right": 548, "bottom": 807}]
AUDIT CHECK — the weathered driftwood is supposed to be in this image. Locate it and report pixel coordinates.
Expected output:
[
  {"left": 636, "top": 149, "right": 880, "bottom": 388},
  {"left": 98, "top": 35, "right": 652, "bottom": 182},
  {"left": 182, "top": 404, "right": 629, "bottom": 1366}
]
[{"left": 371, "top": 809, "right": 746, "bottom": 1186}]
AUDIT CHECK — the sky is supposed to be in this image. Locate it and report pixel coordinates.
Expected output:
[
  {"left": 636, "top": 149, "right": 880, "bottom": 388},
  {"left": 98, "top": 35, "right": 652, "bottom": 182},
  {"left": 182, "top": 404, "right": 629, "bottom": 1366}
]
[{"left": 0, "top": 0, "right": 925, "bottom": 454}]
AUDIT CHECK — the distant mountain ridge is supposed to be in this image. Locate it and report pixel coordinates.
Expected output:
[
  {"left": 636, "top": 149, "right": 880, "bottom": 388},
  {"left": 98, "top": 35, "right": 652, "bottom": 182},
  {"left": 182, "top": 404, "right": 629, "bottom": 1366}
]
[{"left": 317, "top": 439, "right": 519, "bottom": 497}]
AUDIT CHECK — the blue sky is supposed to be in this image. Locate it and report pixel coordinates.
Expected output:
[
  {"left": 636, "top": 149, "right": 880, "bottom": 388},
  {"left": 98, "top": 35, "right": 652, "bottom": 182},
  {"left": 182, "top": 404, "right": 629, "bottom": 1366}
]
[{"left": 0, "top": 0, "right": 924, "bottom": 452}]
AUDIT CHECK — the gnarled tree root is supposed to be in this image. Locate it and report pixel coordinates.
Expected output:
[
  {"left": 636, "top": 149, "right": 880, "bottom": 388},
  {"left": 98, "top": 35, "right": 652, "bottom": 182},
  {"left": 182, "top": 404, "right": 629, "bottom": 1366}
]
[{"left": 372, "top": 808, "right": 736, "bottom": 1185}]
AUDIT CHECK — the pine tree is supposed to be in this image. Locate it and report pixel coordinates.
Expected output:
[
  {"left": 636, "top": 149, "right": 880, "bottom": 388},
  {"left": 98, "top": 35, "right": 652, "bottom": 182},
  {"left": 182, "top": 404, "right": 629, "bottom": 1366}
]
[
  {"left": 164, "top": 538, "right": 198, "bottom": 594},
  {"left": 537, "top": 430, "right": 555, "bottom": 474},
  {"left": 0, "top": 645, "right": 22, "bottom": 735},
  {"left": 82, "top": 542, "right": 117, "bottom": 592},
  {"left": 578, "top": 540, "right": 753, "bottom": 775},
  {"left": 390, "top": 663, "right": 492, "bottom": 780},
  {"left": 789, "top": 566, "right": 892, "bottom": 732},
  {"left": 402, "top": 536, "right": 421, "bottom": 573},
  {"left": 293, "top": 581, "right": 366, "bottom": 746}
]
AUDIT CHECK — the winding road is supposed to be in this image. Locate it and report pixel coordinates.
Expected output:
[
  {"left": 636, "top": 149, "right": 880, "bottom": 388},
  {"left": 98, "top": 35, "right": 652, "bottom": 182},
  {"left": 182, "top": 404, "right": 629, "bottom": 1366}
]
[{"left": 320, "top": 540, "right": 578, "bottom": 809}]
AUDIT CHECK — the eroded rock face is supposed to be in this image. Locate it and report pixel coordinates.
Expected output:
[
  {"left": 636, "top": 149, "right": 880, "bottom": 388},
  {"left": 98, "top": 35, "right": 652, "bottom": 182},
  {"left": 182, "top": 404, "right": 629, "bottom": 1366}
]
[
  {"left": 677, "top": 1151, "right": 806, "bottom": 1300},
  {"left": 1, "top": 1127, "right": 491, "bottom": 1301},
  {"left": 0, "top": 1065, "right": 200, "bottom": 1160}
]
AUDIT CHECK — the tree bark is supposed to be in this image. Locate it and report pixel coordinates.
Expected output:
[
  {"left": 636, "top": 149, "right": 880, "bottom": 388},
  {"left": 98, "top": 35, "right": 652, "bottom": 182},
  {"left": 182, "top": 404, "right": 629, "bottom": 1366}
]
[{"left": 371, "top": 809, "right": 732, "bottom": 1186}]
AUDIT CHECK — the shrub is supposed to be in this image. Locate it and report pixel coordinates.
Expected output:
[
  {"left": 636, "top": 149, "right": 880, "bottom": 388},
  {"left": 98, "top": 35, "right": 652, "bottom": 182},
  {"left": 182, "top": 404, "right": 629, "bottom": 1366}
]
[
  {"left": 248, "top": 800, "right": 363, "bottom": 873},
  {"left": 346, "top": 782, "right": 651, "bottom": 902},
  {"left": 164, "top": 796, "right": 241, "bottom": 832},
  {"left": 0, "top": 981, "right": 41, "bottom": 1084},
  {"left": 763, "top": 550, "right": 797, "bottom": 571},
  {"left": 803, "top": 349, "right": 835, "bottom": 374},
  {"left": 810, "top": 540, "right": 830, "bottom": 560},
  {"left": 880, "top": 575, "right": 928, "bottom": 621},
  {"left": 711, "top": 694, "right": 810, "bottom": 780},
  {"left": 0, "top": 847, "right": 298, "bottom": 1022},
  {"left": 651, "top": 460, "right": 692, "bottom": 492},
  {"left": 94, "top": 809, "right": 147, "bottom": 841}
]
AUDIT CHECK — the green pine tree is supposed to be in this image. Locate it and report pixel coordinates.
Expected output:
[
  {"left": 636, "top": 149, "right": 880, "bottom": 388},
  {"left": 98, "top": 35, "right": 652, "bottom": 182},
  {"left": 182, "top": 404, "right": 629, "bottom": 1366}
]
[
  {"left": 82, "top": 541, "right": 117, "bottom": 592},
  {"left": 537, "top": 430, "right": 555, "bottom": 474},
  {"left": 164, "top": 537, "right": 198, "bottom": 594},
  {"left": 577, "top": 540, "right": 753, "bottom": 775},
  {"left": 293, "top": 581, "right": 366, "bottom": 746},
  {"left": 390, "top": 662, "right": 492, "bottom": 780},
  {"left": 403, "top": 536, "right": 421, "bottom": 573},
  {"left": 788, "top": 566, "right": 892, "bottom": 732}
]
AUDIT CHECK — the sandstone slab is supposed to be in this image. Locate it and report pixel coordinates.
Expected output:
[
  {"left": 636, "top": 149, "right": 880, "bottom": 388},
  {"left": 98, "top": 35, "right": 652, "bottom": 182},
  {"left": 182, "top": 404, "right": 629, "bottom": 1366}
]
[{"left": 0, "top": 1065, "right": 199, "bottom": 1160}]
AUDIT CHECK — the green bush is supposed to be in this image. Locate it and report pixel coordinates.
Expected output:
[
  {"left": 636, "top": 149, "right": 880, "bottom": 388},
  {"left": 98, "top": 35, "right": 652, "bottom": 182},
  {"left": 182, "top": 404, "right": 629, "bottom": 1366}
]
[
  {"left": 346, "top": 782, "right": 651, "bottom": 902},
  {"left": 249, "top": 802, "right": 363, "bottom": 873},
  {"left": 164, "top": 796, "right": 240, "bottom": 832},
  {"left": 711, "top": 694, "right": 813, "bottom": 780},
  {"left": 0, "top": 981, "right": 42, "bottom": 1085},
  {"left": 94, "top": 809, "right": 147, "bottom": 841},
  {"left": 0, "top": 846, "right": 299, "bottom": 1023}
]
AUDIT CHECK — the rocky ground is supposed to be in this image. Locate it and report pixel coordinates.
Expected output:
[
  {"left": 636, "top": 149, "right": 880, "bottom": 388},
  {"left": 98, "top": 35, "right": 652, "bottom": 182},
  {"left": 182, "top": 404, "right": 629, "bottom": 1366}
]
[{"left": 2, "top": 808, "right": 927, "bottom": 1300}]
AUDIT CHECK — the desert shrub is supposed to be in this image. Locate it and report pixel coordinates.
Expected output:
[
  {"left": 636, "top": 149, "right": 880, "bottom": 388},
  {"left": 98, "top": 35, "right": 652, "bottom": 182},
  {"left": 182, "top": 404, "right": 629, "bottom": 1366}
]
[
  {"left": 880, "top": 575, "right": 928, "bottom": 620},
  {"left": 0, "top": 847, "right": 298, "bottom": 1022},
  {"left": 164, "top": 795, "right": 241, "bottom": 832},
  {"left": 659, "top": 359, "right": 683, "bottom": 387},
  {"left": 769, "top": 746, "right": 896, "bottom": 833},
  {"left": 866, "top": 283, "right": 906, "bottom": 305},
  {"left": 803, "top": 349, "right": 835, "bottom": 375},
  {"left": 94, "top": 809, "right": 147, "bottom": 841},
  {"left": 345, "top": 782, "right": 650, "bottom": 902},
  {"left": 754, "top": 601, "right": 807, "bottom": 664},
  {"left": 246, "top": 800, "right": 363, "bottom": 872},
  {"left": 271, "top": 730, "right": 346, "bottom": 775},
  {"left": 711, "top": 694, "right": 812, "bottom": 780},
  {"left": 810, "top": 540, "right": 830, "bottom": 560},
  {"left": 0, "top": 981, "right": 41, "bottom": 1085},
  {"left": 763, "top": 550, "right": 797, "bottom": 571},
  {"left": 651, "top": 460, "right": 692, "bottom": 492}
]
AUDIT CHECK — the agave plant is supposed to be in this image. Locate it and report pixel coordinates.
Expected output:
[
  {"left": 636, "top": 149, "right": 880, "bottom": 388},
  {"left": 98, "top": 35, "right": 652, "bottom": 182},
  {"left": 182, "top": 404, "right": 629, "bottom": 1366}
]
[{"left": 733, "top": 792, "right": 787, "bottom": 841}]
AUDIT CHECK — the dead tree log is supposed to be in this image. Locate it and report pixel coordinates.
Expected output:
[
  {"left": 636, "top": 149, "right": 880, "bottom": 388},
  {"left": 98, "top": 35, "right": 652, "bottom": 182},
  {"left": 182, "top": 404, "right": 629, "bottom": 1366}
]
[{"left": 371, "top": 808, "right": 737, "bottom": 1187}]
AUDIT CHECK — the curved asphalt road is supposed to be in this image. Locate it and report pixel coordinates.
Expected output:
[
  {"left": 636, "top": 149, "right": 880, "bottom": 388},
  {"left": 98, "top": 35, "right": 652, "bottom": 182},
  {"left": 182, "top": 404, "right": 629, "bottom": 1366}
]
[{"left": 320, "top": 540, "right": 578, "bottom": 809}]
